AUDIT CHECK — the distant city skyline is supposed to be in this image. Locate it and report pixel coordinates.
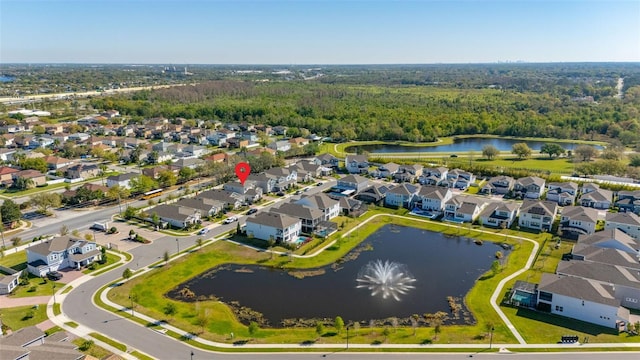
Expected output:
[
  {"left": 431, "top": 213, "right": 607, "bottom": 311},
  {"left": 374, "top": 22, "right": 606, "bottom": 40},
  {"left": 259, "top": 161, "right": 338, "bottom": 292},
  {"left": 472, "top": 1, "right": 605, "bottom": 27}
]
[{"left": 1, "top": 0, "right": 639, "bottom": 64}]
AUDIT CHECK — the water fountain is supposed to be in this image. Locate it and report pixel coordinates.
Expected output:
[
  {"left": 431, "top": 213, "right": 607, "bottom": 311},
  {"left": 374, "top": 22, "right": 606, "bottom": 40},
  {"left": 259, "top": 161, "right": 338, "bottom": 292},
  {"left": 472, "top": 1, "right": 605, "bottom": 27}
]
[{"left": 356, "top": 260, "right": 416, "bottom": 301}]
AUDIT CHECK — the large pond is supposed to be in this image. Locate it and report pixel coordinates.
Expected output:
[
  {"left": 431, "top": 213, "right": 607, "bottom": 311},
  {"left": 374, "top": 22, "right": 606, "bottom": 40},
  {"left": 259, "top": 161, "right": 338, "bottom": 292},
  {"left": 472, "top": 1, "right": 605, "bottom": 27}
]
[
  {"left": 169, "top": 224, "right": 508, "bottom": 326},
  {"left": 347, "top": 137, "right": 603, "bottom": 154}
]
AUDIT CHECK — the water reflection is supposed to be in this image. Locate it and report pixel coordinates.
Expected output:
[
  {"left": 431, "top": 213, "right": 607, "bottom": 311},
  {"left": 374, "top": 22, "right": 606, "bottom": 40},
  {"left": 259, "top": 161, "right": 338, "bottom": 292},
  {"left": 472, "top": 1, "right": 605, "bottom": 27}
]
[{"left": 356, "top": 260, "right": 416, "bottom": 301}]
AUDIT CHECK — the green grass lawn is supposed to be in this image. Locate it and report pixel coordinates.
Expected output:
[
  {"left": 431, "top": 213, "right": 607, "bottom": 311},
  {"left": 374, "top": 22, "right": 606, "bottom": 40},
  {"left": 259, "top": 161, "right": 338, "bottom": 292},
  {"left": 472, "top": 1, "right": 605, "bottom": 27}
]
[
  {"left": 82, "top": 254, "right": 118, "bottom": 274},
  {"left": 73, "top": 337, "right": 113, "bottom": 359},
  {"left": 0, "top": 250, "right": 27, "bottom": 270},
  {"left": 106, "top": 207, "right": 550, "bottom": 346},
  {"left": 90, "top": 332, "right": 127, "bottom": 352},
  {"left": 9, "top": 277, "right": 63, "bottom": 298},
  {"left": 0, "top": 304, "right": 48, "bottom": 331}
]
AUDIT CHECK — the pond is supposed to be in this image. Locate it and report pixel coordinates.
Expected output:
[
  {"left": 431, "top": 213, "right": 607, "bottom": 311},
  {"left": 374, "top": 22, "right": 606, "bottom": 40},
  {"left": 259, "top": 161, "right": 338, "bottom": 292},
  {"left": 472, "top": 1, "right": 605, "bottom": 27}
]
[
  {"left": 0, "top": 75, "right": 15, "bottom": 83},
  {"left": 347, "top": 137, "right": 603, "bottom": 154},
  {"left": 169, "top": 224, "right": 508, "bottom": 327}
]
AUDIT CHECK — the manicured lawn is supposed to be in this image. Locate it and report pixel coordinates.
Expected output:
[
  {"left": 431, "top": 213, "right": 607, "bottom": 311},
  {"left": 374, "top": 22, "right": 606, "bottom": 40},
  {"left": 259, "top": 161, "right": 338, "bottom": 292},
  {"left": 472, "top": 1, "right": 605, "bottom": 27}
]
[
  {"left": 9, "top": 277, "right": 63, "bottom": 298},
  {"left": 0, "top": 250, "right": 27, "bottom": 270},
  {"left": 107, "top": 207, "right": 548, "bottom": 345},
  {"left": 82, "top": 254, "right": 118, "bottom": 274},
  {"left": 73, "top": 337, "right": 113, "bottom": 359},
  {"left": 90, "top": 332, "right": 127, "bottom": 352},
  {"left": 0, "top": 304, "right": 48, "bottom": 331}
]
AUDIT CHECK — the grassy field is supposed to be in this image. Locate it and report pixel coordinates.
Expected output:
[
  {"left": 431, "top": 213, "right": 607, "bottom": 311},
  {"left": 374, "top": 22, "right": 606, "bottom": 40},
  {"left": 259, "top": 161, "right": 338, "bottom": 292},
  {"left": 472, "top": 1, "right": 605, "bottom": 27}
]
[
  {"left": 9, "top": 277, "right": 63, "bottom": 297},
  {"left": 82, "top": 253, "right": 118, "bottom": 274},
  {"left": 106, "top": 208, "right": 553, "bottom": 345},
  {"left": 0, "top": 304, "right": 48, "bottom": 331},
  {"left": 72, "top": 338, "right": 113, "bottom": 359},
  {"left": 0, "top": 250, "right": 27, "bottom": 270}
]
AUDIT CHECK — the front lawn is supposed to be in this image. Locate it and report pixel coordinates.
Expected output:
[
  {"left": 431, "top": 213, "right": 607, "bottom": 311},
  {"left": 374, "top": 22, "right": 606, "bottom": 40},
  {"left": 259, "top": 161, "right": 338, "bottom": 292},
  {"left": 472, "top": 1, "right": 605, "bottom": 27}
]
[
  {"left": 82, "top": 253, "right": 118, "bottom": 274},
  {"left": 9, "top": 276, "right": 64, "bottom": 298},
  {"left": 0, "top": 250, "right": 27, "bottom": 270},
  {"left": 0, "top": 304, "right": 48, "bottom": 331}
]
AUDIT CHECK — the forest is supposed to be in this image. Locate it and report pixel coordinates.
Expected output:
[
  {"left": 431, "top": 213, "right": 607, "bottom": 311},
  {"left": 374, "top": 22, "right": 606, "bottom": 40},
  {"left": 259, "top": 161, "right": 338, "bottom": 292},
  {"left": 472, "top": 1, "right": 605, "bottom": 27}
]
[{"left": 85, "top": 63, "right": 640, "bottom": 147}]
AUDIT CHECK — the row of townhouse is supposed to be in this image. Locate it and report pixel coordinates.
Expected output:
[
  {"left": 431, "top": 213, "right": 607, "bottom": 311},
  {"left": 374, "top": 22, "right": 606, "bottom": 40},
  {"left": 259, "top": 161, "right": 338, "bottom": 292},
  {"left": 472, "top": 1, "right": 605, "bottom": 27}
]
[
  {"left": 509, "top": 228, "right": 640, "bottom": 330},
  {"left": 369, "top": 162, "right": 425, "bottom": 183}
]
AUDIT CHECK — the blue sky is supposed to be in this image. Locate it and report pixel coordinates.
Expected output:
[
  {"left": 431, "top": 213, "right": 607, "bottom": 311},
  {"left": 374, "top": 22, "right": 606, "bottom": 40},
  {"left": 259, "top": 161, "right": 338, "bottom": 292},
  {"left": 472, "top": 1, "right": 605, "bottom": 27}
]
[{"left": 1, "top": 0, "right": 639, "bottom": 64}]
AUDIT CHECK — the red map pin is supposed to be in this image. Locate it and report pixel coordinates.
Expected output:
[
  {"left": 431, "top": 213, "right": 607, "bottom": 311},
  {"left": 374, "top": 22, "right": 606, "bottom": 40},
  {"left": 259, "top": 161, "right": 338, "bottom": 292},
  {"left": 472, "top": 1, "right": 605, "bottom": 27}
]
[{"left": 235, "top": 162, "right": 251, "bottom": 185}]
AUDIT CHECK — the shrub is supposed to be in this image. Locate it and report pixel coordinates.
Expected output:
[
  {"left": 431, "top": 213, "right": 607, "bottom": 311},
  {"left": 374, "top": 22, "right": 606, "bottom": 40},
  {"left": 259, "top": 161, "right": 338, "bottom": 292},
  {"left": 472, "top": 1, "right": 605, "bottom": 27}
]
[
  {"left": 28, "top": 286, "right": 37, "bottom": 292},
  {"left": 79, "top": 339, "right": 94, "bottom": 351}
]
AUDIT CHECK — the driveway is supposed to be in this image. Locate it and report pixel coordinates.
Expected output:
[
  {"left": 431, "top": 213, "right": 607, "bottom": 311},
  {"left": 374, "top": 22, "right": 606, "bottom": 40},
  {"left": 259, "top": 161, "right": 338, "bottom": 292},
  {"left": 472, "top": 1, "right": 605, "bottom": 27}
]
[{"left": 91, "top": 221, "right": 164, "bottom": 252}]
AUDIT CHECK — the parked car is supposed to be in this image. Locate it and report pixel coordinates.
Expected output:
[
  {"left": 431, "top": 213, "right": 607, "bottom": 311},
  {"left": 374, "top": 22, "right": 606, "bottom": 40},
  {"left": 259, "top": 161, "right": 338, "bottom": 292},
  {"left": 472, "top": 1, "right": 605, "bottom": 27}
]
[
  {"left": 47, "top": 271, "right": 63, "bottom": 281},
  {"left": 198, "top": 228, "right": 209, "bottom": 235},
  {"left": 247, "top": 208, "right": 258, "bottom": 215},
  {"left": 294, "top": 190, "right": 302, "bottom": 195},
  {"left": 316, "top": 182, "right": 323, "bottom": 186},
  {"left": 276, "top": 191, "right": 285, "bottom": 196},
  {"left": 223, "top": 216, "right": 238, "bottom": 224}
]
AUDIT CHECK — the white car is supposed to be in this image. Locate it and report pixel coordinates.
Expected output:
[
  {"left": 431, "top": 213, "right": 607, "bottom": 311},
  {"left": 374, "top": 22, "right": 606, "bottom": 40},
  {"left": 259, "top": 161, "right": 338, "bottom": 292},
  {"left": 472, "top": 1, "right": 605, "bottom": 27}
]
[
  {"left": 223, "top": 216, "right": 238, "bottom": 224},
  {"left": 198, "top": 228, "right": 209, "bottom": 235}
]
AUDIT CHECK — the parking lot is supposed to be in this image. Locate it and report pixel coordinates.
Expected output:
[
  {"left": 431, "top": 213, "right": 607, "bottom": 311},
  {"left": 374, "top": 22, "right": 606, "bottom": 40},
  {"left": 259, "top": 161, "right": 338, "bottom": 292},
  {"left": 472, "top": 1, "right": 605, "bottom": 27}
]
[{"left": 90, "top": 220, "right": 166, "bottom": 252}]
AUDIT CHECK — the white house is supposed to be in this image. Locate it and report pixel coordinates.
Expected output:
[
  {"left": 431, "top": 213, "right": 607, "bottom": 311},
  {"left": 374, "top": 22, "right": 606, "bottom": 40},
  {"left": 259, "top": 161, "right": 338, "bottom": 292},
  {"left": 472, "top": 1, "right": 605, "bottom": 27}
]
[
  {"left": 514, "top": 176, "right": 546, "bottom": 199},
  {"left": 245, "top": 212, "right": 302, "bottom": 243},
  {"left": 27, "top": 236, "right": 101, "bottom": 276},
  {"left": 518, "top": 199, "right": 558, "bottom": 232},
  {"left": 559, "top": 206, "right": 598, "bottom": 236},
  {"left": 336, "top": 174, "right": 369, "bottom": 194},
  {"left": 384, "top": 183, "right": 419, "bottom": 209},
  {"left": 345, "top": 154, "right": 369, "bottom": 174},
  {"left": 546, "top": 182, "right": 579, "bottom": 206},
  {"left": 537, "top": 273, "right": 628, "bottom": 330},
  {"left": 605, "top": 212, "right": 640, "bottom": 240},
  {"left": 416, "top": 185, "right": 452, "bottom": 212},
  {"left": 479, "top": 202, "right": 520, "bottom": 228},
  {"left": 444, "top": 195, "right": 488, "bottom": 223},
  {"left": 295, "top": 193, "right": 340, "bottom": 221},
  {"left": 419, "top": 167, "right": 448, "bottom": 186},
  {"left": 580, "top": 189, "right": 613, "bottom": 210},
  {"left": 479, "top": 176, "right": 515, "bottom": 195},
  {"left": 371, "top": 162, "right": 400, "bottom": 178},
  {"left": 149, "top": 204, "right": 201, "bottom": 229},
  {"left": 445, "top": 169, "right": 475, "bottom": 190},
  {"left": 0, "top": 269, "right": 23, "bottom": 295},
  {"left": 106, "top": 173, "right": 138, "bottom": 189}
]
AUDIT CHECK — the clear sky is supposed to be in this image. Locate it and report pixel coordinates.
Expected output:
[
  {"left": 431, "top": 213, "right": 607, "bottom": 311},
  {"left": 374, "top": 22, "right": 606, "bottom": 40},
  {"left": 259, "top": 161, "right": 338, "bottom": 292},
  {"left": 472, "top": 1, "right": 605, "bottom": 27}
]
[{"left": 1, "top": 0, "right": 639, "bottom": 64}]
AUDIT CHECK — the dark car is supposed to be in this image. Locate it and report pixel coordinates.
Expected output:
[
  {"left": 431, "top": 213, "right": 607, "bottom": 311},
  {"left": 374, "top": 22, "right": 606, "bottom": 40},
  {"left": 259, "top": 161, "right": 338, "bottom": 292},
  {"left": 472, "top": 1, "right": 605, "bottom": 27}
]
[
  {"left": 47, "top": 271, "right": 63, "bottom": 281},
  {"left": 276, "top": 191, "right": 285, "bottom": 196},
  {"left": 247, "top": 208, "right": 258, "bottom": 215}
]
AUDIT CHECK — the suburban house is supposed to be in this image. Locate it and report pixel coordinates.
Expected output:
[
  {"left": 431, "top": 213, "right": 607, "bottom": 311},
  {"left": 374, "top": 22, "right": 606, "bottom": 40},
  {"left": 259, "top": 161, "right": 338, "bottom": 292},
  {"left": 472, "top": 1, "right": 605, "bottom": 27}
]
[
  {"left": 142, "top": 164, "right": 180, "bottom": 179},
  {"left": 289, "top": 137, "right": 310, "bottom": 147},
  {"left": 295, "top": 193, "right": 341, "bottom": 221},
  {"left": 224, "top": 179, "right": 257, "bottom": 194},
  {"left": 605, "top": 212, "right": 640, "bottom": 240},
  {"left": 245, "top": 212, "right": 302, "bottom": 243},
  {"left": 345, "top": 154, "right": 369, "bottom": 174},
  {"left": 173, "top": 158, "right": 205, "bottom": 169},
  {"left": 64, "top": 163, "right": 100, "bottom": 179},
  {"left": 174, "top": 197, "right": 225, "bottom": 218},
  {"left": 536, "top": 273, "right": 629, "bottom": 330},
  {"left": 444, "top": 195, "right": 488, "bottom": 223},
  {"left": 12, "top": 170, "right": 47, "bottom": 187},
  {"left": 247, "top": 173, "right": 278, "bottom": 194},
  {"left": 44, "top": 155, "right": 74, "bottom": 170},
  {"left": 264, "top": 167, "right": 297, "bottom": 191},
  {"left": 444, "top": 169, "right": 475, "bottom": 190},
  {"left": 199, "top": 189, "right": 244, "bottom": 210},
  {"left": 314, "top": 153, "right": 340, "bottom": 168},
  {"left": 0, "top": 166, "right": 19, "bottom": 186},
  {"left": 0, "top": 326, "right": 84, "bottom": 360},
  {"left": 580, "top": 188, "right": 613, "bottom": 209},
  {"left": 415, "top": 185, "right": 452, "bottom": 213},
  {"left": 546, "top": 182, "right": 579, "bottom": 206},
  {"left": 26, "top": 236, "right": 101, "bottom": 276},
  {"left": 384, "top": 183, "right": 419, "bottom": 209},
  {"left": 336, "top": 174, "right": 369, "bottom": 194},
  {"left": 479, "top": 202, "right": 521, "bottom": 228},
  {"left": 355, "top": 183, "right": 393, "bottom": 205},
  {"left": 479, "top": 176, "right": 515, "bottom": 195},
  {"left": 571, "top": 229, "right": 640, "bottom": 269},
  {"left": 419, "top": 167, "right": 448, "bottom": 186},
  {"left": 293, "top": 161, "right": 327, "bottom": 178},
  {"left": 582, "top": 183, "right": 601, "bottom": 194},
  {"left": 338, "top": 197, "right": 365, "bottom": 216},
  {"left": 106, "top": 173, "right": 138, "bottom": 189},
  {"left": 371, "top": 162, "right": 400, "bottom": 178},
  {"left": 557, "top": 260, "right": 640, "bottom": 310},
  {"left": 559, "top": 206, "right": 599, "bottom": 236},
  {"left": 615, "top": 190, "right": 640, "bottom": 214},
  {"left": 267, "top": 140, "right": 291, "bottom": 152},
  {"left": 148, "top": 204, "right": 201, "bottom": 229},
  {"left": 514, "top": 176, "right": 546, "bottom": 199},
  {"left": 393, "top": 164, "right": 423, "bottom": 183},
  {"left": 518, "top": 199, "right": 558, "bottom": 232},
  {"left": 272, "top": 203, "right": 324, "bottom": 234},
  {"left": 0, "top": 269, "right": 23, "bottom": 295}
]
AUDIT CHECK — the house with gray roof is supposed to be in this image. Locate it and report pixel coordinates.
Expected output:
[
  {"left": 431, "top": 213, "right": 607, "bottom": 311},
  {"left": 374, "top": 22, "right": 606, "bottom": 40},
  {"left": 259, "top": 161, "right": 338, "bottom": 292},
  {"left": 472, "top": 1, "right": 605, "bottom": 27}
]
[
  {"left": 355, "top": 183, "right": 393, "bottom": 205},
  {"left": 175, "top": 197, "right": 225, "bottom": 218},
  {"left": 444, "top": 195, "right": 489, "bottom": 223},
  {"left": 616, "top": 190, "right": 640, "bottom": 214},
  {"left": 345, "top": 154, "right": 369, "bottom": 174},
  {"left": 557, "top": 260, "right": 640, "bottom": 310},
  {"left": 272, "top": 203, "right": 324, "bottom": 234},
  {"left": 514, "top": 176, "right": 546, "bottom": 199},
  {"left": 546, "top": 182, "right": 579, "bottom": 206},
  {"left": 559, "top": 206, "right": 599, "bottom": 236},
  {"left": 393, "top": 164, "right": 423, "bottom": 183},
  {"left": 581, "top": 182, "right": 601, "bottom": 194},
  {"left": 419, "top": 167, "right": 448, "bottom": 186},
  {"left": 371, "top": 162, "right": 400, "bottom": 178},
  {"left": 245, "top": 212, "right": 302, "bottom": 243},
  {"left": 384, "top": 183, "right": 419, "bottom": 209},
  {"left": 106, "top": 172, "right": 138, "bottom": 188},
  {"left": 416, "top": 185, "right": 452, "bottom": 213},
  {"left": 479, "top": 201, "right": 520, "bottom": 229},
  {"left": 537, "top": 273, "right": 629, "bottom": 329},
  {"left": 336, "top": 174, "right": 369, "bottom": 194},
  {"left": 580, "top": 188, "right": 613, "bottom": 209},
  {"left": 147, "top": 204, "right": 201, "bottom": 229},
  {"left": 444, "top": 168, "right": 475, "bottom": 190},
  {"left": 199, "top": 189, "right": 244, "bottom": 209},
  {"left": 313, "top": 153, "right": 340, "bottom": 168},
  {"left": 479, "top": 176, "right": 515, "bottom": 195},
  {"left": 295, "top": 193, "right": 340, "bottom": 221},
  {"left": 0, "top": 268, "right": 23, "bottom": 295},
  {"left": 0, "top": 326, "right": 84, "bottom": 360},
  {"left": 605, "top": 212, "right": 640, "bottom": 240},
  {"left": 26, "top": 236, "right": 101, "bottom": 277},
  {"left": 518, "top": 199, "right": 558, "bottom": 232}
]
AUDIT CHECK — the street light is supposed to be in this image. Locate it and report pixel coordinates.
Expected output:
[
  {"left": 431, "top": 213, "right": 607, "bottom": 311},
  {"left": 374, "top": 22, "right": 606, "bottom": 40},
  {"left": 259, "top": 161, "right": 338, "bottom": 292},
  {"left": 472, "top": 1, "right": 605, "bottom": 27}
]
[
  {"left": 128, "top": 295, "right": 135, "bottom": 316},
  {"left": 346, "top": 325, "right": 350, "bottom": 349},
  {"left": 52, "top": 283, "right": 56, "bottom": 304},
  {"left": 190, "top": 351, "right": 194, "bottom": 360},
  {"left": 176, "top": 238, "right": 180, "bottom": 254},
  {"left": 489, "top": 326, "right": 495, "bottom": 349}
]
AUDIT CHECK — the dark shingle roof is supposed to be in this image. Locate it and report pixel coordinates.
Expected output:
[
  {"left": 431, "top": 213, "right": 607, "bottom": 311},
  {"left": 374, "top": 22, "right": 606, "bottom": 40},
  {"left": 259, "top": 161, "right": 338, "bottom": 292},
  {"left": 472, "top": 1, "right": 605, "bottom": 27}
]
[{"left": 539, "top": 273, "right": 620, "bottom": 307}]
